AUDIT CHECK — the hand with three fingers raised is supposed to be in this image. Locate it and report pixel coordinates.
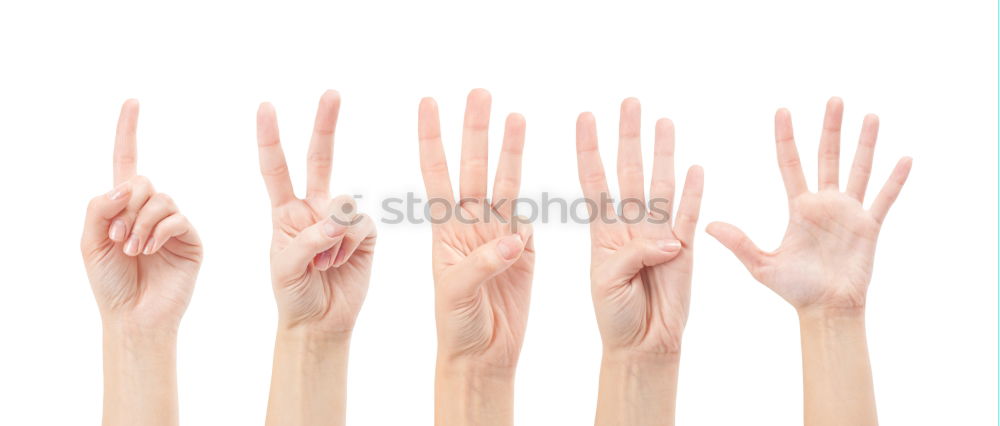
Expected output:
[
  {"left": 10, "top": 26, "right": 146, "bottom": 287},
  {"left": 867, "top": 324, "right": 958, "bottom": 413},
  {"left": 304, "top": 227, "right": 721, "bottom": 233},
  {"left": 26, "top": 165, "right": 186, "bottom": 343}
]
[{"left": 418, "top": 89, "right": 533, "bottom": 426}]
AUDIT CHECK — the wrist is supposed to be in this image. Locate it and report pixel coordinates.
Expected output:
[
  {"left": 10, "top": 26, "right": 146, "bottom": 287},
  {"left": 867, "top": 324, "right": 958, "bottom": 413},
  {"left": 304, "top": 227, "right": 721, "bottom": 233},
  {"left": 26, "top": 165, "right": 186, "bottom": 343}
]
[
  {"left": 102, "top": 321, "right": 178, "bottom": 350},
  {"left": 596, "top": 350, "right": 680, "bottom": 426},
  {"left": 277, "top": 323, "right": 352, "bottom": 346},
  {"left": 797, "top": 305, "right": 866, "bottom": 323},
  {"left": 435, "top": 359, "right": 515, "bottom": 426}
]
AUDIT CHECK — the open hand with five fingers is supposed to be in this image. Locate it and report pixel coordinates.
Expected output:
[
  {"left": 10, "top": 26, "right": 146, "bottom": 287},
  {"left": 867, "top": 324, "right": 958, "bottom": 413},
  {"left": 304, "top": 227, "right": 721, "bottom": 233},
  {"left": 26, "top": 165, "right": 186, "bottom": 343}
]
[
  {"left": 418, "top": 89, "right": 533, "bottom": 426},
  {"left": 706, "top": 97, "right": 912, "bottom": 315},
  {"left": 706, "top": 98, "right": 911, "bottom": 426}
]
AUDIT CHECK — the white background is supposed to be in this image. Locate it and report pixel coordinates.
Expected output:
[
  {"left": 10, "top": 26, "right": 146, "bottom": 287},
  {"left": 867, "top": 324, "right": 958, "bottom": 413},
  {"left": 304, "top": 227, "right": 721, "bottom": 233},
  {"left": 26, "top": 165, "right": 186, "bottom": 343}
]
[{"left": 0, "top": 1, "right": 996, "bottom": 425}]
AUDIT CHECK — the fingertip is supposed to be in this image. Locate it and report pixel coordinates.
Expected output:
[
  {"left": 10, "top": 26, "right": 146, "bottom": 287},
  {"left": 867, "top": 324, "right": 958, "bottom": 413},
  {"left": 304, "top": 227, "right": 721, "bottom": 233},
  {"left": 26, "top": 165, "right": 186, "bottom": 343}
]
[
  {"left": 577, "top": 111, "right": 595, "bottom": 124},
  {"left": 685, "top": 165, "right": 705, "bottom": 185},
  {"left": 468, "top": 88, "right": 492, "bottom": 102},
  {"left": 656, "top": 117, "right": 674, "bottom": 131},
  {"left": 122, "top": 98, "right": 139, "bottom": 111},
  {"left": 897, "top": 156, "right": 914, "bottom": 173},
  {"left": 827, "top": 96, "right": 844, "bottom": 108},
  {"left": 258, "top": 102, "right": 275, "bottom": 117},
  {"left": 321, "top": 89, "right": 340, "bottom": 101},
  {"left": 315, "top": 250, "right": 333, "bottom": 271},
  {"left": 621, "top": 97, "right": 641, "bottom": 112},
  {"left": 655, "top": 239, "right": 682, "bottom": 252},
  {"left": 497, "top": 234, "right": 524, "bottom": 261},
  {"left": 506, "top": 113, "right": 526, "bottom": 130}
]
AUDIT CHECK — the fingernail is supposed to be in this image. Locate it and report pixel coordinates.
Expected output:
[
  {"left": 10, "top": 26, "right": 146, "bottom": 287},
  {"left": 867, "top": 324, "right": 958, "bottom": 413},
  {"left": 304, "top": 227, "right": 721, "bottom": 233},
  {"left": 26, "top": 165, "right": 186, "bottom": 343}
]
[
  {"left": 316, "top": 251, "right": 331, "bottom": 269},
  {"left": 657, "top": 239, "right": 682, "bottom": 252},
  {"left": 108, "top": 220, "right": 126, "bottom": 242},
  {"left": 107, "top": 182, "right": 130, "bottom": 200},
  {"left": 332, "top": 247, "right": 347, "bottom": 267},
  {"left": 124, "top": 235, "right": 140, "bottom": 256},
  {"left": 143, "top": 238, "right": 156, "bottom": 255},
  {"left": 324, "top": 219, "right": 346, "bottom": 238},
  {"left": 497, "top": 235, "right": 524, "bottom": 260}
]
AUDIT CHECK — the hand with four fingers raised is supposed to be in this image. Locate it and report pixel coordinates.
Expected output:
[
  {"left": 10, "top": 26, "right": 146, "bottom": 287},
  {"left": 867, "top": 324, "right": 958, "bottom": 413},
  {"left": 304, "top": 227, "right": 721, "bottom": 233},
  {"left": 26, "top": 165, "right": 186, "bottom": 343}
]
[{"left": 576, "top": 99, "right": 704, "bottom": 426}]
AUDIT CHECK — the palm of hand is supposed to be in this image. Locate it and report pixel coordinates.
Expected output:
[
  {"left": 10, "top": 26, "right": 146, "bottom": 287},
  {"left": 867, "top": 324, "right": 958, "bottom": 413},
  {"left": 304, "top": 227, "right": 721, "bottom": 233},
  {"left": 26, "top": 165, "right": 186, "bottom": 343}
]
[
  {"left": 592, "top": 220, "right": 693, "bottom": 353},
  {"left": 575, "top": 100, "right": 706, "bottom": 355},
  {"left": 757, "top": 192, "right": 880, "bottom": 310},
  {"left": 271, "top": 198, "right": 373, "bottom": 332},
  {"left": 707, "top": 99, "right": 912, "bottom": 314},
  {"left": 86, "top": 237, "right": 201, "bottom": 328},
  {"left": 433, "top": 202, "right": 534, "bottom": 365}
]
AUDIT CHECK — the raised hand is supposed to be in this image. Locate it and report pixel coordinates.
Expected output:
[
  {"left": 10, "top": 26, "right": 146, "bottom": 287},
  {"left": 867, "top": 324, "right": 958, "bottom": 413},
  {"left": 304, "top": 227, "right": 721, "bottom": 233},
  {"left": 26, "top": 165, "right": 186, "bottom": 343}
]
[
  {"left": 706, "top": 98, "right": 912, "bottom": 313},
  {"left": 256, "top": 91, "right": 376, "bottom": 335},
  {"left": 577, "top": 99, "right": 704, "bottom": 356},
  {"left": 81, "top": 100, "right": 201, "bottom": 426},
  {"left": 81, "top": 99, "right": 202, "bottom": 332},
  {"left": 706, "top": 98, "right": 912, "bottom": 426},
  {"left": 419, "top": 89, "right": 532, "bottom": 426},
  {"left": 259, "top": 91, "right": 376, "bottom": 426},
  {"left": 577, "top": 99, "right": 703, "bottom": 426}
]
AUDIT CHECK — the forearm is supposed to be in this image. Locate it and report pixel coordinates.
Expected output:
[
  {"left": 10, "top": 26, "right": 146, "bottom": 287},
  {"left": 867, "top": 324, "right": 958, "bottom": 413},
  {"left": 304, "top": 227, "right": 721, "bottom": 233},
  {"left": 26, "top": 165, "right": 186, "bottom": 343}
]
[
  {"left": 595, "top": 351, "right": 680, "bottom": 426},
  {"left": 102, "top": 324, "right": 179, "bottom": 426},
  {"left": 266, "top": 328, "right": 351, "bottom": 426},
  {"left": 435, "top": 360, "right": 515, "bottom": 426},
  {"left": 798, "top": 308, "right": 877, "bottom": 426}
]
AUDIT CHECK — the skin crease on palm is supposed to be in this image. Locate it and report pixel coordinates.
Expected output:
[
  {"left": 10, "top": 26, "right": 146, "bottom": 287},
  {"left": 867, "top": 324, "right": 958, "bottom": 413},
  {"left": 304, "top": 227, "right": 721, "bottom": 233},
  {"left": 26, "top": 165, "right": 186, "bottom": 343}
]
[
  {"left": 577, "top": 98, "right": 705, "bottom": 355},
  {"left": 82, "top": 99, "right": 203, "bottom": 331},
  {"left": 418, "top": 89, "right": 535, "bottom": 369},
  {"left": 706, "top": 97, "right": 913, "bottom": 314},
  {"left": 256, "top": 91, "right": 377, "bottom": 334}
]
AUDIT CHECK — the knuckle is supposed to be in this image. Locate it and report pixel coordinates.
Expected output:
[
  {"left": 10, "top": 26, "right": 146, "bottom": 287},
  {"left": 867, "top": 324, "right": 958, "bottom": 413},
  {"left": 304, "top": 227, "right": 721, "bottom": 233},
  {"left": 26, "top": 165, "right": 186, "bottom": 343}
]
[{"left": 261, "top": 163, "right": 289, "bottom": 177}]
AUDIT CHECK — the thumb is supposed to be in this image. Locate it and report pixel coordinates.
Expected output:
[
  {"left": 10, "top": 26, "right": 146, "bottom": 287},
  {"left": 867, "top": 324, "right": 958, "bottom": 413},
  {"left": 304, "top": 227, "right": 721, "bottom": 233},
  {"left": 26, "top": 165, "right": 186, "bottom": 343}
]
[
  {"left": 441, "top": 234, "right": 525, "bottom": 297},
  {"left": 594, "top": 238, "right": 682, "bottom": 287},
  {"left": 274, "top": 218, "right": 347, "bottom": 281},
  {"left": 705, "top": 222, "right": 766, "bottom": 273}
]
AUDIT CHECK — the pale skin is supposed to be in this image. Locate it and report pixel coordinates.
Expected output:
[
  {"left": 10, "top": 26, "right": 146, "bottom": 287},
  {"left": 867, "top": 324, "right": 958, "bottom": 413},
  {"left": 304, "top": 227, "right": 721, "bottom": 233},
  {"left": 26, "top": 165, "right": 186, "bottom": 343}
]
[
  {"left": 706, "top": 97, "right": 912, "bottom": 426},
  {"left": 576, "top": 99, "right": 704, "bottom": 426},
  {"left": 81, "top": 100, "right": 203, "bottom": 426},
  {"left": 418, "top": 89, "right": 533, "bottom": 426},
  {"left": 257, "top": 91, "right": 378, "bottom": 426}
]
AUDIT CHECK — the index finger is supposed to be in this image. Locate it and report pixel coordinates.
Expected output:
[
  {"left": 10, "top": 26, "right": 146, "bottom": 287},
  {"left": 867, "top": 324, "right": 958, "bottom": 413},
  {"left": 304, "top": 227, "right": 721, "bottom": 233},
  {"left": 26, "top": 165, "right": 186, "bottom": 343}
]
[
  {"left": 418, "top": 97, "right": 455, "bottom": 204},
  {"left": 113, "top": 99, "right": 139, "bottom": 184},
  {"left": 576, "top": 112, "right": 613, "bottom": 224},
  {"left": 256, "top": 102, "right": 296, "bottom": 207}
]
